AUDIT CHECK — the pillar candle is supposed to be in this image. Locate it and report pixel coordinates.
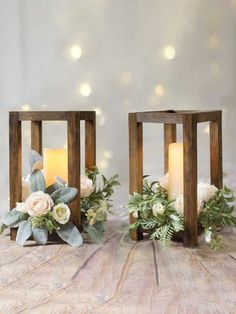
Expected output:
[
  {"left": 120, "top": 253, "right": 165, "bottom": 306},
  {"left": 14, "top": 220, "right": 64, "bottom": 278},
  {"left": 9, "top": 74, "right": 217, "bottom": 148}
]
[
  {"left": 43, "top": 148, "right": 68, "bottom": 187},
  {"left": 168, "top": 143, "right": 183, "bottom": 200}
]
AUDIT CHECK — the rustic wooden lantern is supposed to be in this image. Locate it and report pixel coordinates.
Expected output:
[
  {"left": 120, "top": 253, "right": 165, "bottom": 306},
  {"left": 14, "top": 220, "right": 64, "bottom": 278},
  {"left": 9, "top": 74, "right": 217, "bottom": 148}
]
[
  {"left": 129, "top": 110, "right": 222, "bottom": 247},
  {"left": 9, "top": 111, "right": 96, "bottom": 240}
]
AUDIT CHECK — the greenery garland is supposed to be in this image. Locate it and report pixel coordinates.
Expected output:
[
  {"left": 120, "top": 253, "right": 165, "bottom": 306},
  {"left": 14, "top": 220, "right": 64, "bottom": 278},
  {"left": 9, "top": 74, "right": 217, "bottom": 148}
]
[{"left": 128, "top": 176, "right": 236, "bottom": 250}]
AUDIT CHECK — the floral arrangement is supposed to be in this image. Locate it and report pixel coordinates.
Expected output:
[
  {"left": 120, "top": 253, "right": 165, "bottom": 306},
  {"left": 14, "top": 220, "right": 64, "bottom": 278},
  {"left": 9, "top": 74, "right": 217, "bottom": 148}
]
[
  {"left": 128, "top": 174, "right": 236, "bottom": 250},
  {"left": 0, "top": 150, "right": 119, "bottom": 246}
]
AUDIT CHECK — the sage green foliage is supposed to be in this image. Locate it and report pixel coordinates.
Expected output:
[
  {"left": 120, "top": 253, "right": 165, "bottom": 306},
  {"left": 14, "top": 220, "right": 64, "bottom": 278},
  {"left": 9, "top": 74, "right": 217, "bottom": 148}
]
[
  {"left": 129, "top": 177, "right": 184, "bottom": 247},
  {"left": 128, "top": 177, "right": 236, "bottom": 249},
  {"left": 199, "top": 186, "right": 236, "bottom": 250},
  {"left": 81, "top": 167, "right": 120, "bottom": 243}
]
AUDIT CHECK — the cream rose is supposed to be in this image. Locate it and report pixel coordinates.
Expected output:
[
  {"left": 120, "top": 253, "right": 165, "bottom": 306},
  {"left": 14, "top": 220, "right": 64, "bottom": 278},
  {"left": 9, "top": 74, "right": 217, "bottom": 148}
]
[
  {"left": 152, "top": 202, "right": 165, "bottom": 216},
  {"left": 80, "top": 175, "right": 94, "bottom": 198},
  {"left": 52, "top": 203, "right": 70, "bottom": 225},
  {"left": 24, "top": 191, "right": 54, "bottom": 216},
  {"left": 198, "top": 182, "right": 218, "bottom": 203},
  {"left": 132, "top": 211, "right": 139, "bottom": 218}
]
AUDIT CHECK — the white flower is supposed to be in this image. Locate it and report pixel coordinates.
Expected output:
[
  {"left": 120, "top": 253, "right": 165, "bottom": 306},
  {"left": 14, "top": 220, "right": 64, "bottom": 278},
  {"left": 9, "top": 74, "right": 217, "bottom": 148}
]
[
  {"left": 132, "top": 211, "right": 139, "bottom": 218},
  {"left": 173, "top": 195, "right": 184, "bottom": 216},
  {"left": 98, "top": 200, "right": 108, "bottom": 212},
  {"left": 204, "top": 229, "right": 212, "bottom": 243},
  {"left": 159, "top": 173, "right": 169, "bottom": 190},
  {"left": 23, "top": 191, "right": 54, "bottom": 216},
  {"left": 52, "top": 203, "right": 70, "bottom": 225},
  {"left": 80, "top": 175, "right": 94, "bottom": 198},
  {"left": 198, "top": 182, "right": 218, "bottom": 203},
  {"left": 152, "top": 202, "right": 165, "bottom": 216},
  {"left": 22, "top": 175, "right": 31, "bottom": 201}
]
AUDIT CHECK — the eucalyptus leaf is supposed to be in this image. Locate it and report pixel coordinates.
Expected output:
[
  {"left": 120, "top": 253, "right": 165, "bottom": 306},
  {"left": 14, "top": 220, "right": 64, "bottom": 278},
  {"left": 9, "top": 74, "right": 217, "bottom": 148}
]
[
  {"left": 83, "top": 222, "right": 104, "bottom": 243},
  {"left": 56, "top": 221, "right": 83, "bottom": 246},
  {"left": 30, "top": 170, "right": 45, "bottom": 192},
  {"left": 51, "top": 187, "right": 78, "bottom": 205},
  {"left": 45, "top": 183, "right": 60, "bottom": 195},
  {"left": 16, "top": 220, "right": 32, "bottom": 246},
  {"left": 29, "top": 150, "right": 43, "bottom": 171},
  {"left": 3, "top": 210, "right": 24, "bottom": 227},
  {"left": 32, "top": 227, "right": 48, "bottom": 245}
]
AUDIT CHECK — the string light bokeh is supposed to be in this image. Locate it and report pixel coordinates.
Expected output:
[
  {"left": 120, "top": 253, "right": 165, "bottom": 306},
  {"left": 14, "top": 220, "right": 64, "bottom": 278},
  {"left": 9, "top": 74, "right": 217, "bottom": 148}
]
[{"left": 0, "top": 0, "right": 236, "bottom": 213}]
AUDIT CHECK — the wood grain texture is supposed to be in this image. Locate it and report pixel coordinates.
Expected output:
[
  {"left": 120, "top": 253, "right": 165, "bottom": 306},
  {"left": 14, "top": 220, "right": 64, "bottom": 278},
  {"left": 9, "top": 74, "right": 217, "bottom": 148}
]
[
  {"left": 9, "top": 112, "right": 22, "bottom": 241},
  {"left": 164, "top": 124, "right": 177, "bottom": 173},
  {"left": 85, "top": 113, "right": 96, "bottom": 170},
  {"left": 129, "top": 113, "right": 143, "bottom": 241},
  {"left": 183, "top": 114, "right": 198, "bottom": 248},
  {"left": 31, "top": 121, "right": 42, "bottom": 155},
  {"left": 67, "top": 112, "right": 81, "bottom": 229},
  {"left": 0, "top": 211, "right": 235, "bottom": 314},
  {"left": 210, "top": 111, "right": 223, "bottom": 189}
]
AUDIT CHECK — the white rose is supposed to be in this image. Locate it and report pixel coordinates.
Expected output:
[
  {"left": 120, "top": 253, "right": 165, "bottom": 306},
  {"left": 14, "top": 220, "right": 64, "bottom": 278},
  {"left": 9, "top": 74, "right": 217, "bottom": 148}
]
[
  {"left": 52, "top": 203, "right": 70, "bottom": 225},
  {"left": 173, "top": 195, "right": 184, "bottom": 216},
  {"left": 80, "top": 175, "right": 94, "bottom": 198},
  {"left": 152, "top": 202, "right": 165, "bottom": 216},
  {"left": 24, "top": 191, "right": 54, "bottom": 216},
  {"left": 22, "top": 175, "right": 31, "bottom": 201},
  {"left": 204, "top": 229, "right": 212, "bottom": 243},
  {"left": 132, "top": 211, "right": 139, "bottom": 218},
  {"left": 198, "top": 182, "right": 218, "bottom": 203},
  {"left": 159, "top": 173, "right": 169, "bottom": 190}
]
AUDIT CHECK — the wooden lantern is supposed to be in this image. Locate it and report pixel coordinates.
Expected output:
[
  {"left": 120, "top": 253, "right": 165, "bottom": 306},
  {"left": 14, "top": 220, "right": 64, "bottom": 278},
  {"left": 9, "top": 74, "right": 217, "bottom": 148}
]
[
  {"left": 9, "top": 111, "right": 96, "bottom": 240},
  {"left": 129, "top": 110, "right": 222, "bottom": 248}
]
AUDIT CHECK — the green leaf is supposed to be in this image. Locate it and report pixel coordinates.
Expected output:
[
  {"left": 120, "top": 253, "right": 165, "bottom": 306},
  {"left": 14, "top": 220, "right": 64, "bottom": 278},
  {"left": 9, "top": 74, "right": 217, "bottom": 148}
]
[
  {"left": 32, "top": 227, "right": 48, "bottom": 245},
  {"left": 16, "top": 220, "right": 32, "bottom": 246},
  {"left": 0, "top": 224, "right": 8, "bottom": 234},
  {"left": 51, "top": 187, "right": 78, "bottom": 205},
  {"left": 3, "top": 210, "right": 24, "bottom": 227},
  {"left": 29, "top": 150, "right": 43, "bottom": 171},
  {"left": 56, "top": 221, "right": 83, "bottom": 246},
  {"left": 83, "top": 222, "right": 104, "bottom": 243},
  {"left": 30, "top": 170, "right": 45, "bottom": 192}
]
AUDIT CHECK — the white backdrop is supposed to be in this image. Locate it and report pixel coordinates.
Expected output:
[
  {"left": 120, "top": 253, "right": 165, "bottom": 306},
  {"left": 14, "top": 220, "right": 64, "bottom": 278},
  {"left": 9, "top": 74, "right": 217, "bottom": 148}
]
[{"left": 1, "top": 0, "right": 236, "bottom": 215}]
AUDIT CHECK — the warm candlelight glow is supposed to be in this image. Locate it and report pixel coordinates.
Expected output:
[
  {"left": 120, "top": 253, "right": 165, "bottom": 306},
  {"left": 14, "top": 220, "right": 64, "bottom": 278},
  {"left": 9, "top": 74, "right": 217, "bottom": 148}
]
[
  {"left": 43, "top": 148, "right": 68, "bottom": 187},
  {"left": 168, "top": 143, "right": 183, "bottom": 200}
]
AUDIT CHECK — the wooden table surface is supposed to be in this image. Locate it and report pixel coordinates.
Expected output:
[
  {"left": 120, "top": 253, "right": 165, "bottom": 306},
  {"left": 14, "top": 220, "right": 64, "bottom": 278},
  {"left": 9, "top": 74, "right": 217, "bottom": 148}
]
[{"left": 0, "top": 209, "right": 235, "bottom": 314}]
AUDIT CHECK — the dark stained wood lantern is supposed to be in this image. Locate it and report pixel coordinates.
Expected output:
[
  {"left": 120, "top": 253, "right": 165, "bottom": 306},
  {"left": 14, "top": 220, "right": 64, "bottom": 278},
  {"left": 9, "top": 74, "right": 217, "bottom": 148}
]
[
  {"left": 129, "top": 110, "right": 222, "bottom": 248},
  {"left": 9, "top": 111, "right": 96, "bottom": 240}
]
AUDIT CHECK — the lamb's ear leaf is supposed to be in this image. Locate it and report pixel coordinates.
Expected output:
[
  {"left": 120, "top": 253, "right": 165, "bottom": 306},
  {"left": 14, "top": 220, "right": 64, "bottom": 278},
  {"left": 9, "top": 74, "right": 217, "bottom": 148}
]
[
  {"left": 29, "top": 150, "right": 43, "bottom": 171},
  {"left": 56, "top": 221, "right": 83, "bottom": 247},
  {"left": 30, "top": 170, "right": 45, "bottom": 192},
  {"left": 51, "top": 187, "right": 78, "bottom": 205},
  {"left": 83, "top": 222, "right": 104, "bottom": 244},
  {"left": 32, "top": 227, "right": 48, "bottom": 245},
  {"left": 2, "top": 209, "right": 24, "bottom": 226},
  {"left": 45, "top": 183, "right": 60, "bottom": 195},
  {"left": 55, "top": 176, "right": 66, "bottom": 187},
  {"left": 16, "top": 220, "right": 32, "bottom": 246}
]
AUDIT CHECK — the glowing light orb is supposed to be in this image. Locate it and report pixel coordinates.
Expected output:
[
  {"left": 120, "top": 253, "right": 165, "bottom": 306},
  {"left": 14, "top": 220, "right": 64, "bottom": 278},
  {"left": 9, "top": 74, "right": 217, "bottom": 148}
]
[
  {"left": 94, "top": 107, "right": 103, "bottom": 115},
  {"left": 22, "top": 104, "right": 30, "bottom": 111},
  {"left": 155, "top": 84, "right": 165, "bottom": 97},
  {"left": 80, "top": 83, "right": 91, "bottom": 97},
  {"left": 104, "top": 150, "right": 113, "bottom": 159},
  {"left": 70, "top": 45, "right": 82, "bottom": 59},
  {"left": 163, "top": 45, "right": 176, "bottom": 60}
]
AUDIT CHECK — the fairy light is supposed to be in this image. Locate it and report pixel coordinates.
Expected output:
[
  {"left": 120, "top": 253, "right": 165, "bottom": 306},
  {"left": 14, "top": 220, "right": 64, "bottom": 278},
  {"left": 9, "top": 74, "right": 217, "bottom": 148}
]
[
  {"left": 79, "top": 83, "right": 91, "bottom": 97},
  {"left": 104, "top": 150, "right": 113, "bottom": 159},
  {"left": 94, "top": 107, "right": 103, "bottom": 115},
  {"left": 163, "top": 45, "right": 176, "bottom": 60},
  {"left": 22, "top": 104, "right": 30, "bottom": 111},
  {"left": 98, "top": 159, "right": 108, "bottom": 170},
  {"left": 155, "top": 84, "right": 165, "bottom": 97},
  {"left": 119, "top": 71, "right": 132, "bottom": 86},
  {"left": 99, "top": 114, "right": 106, "bottom": 126},
  {"left": 70, "top": 45, "right": 82, "bottom": 59}
]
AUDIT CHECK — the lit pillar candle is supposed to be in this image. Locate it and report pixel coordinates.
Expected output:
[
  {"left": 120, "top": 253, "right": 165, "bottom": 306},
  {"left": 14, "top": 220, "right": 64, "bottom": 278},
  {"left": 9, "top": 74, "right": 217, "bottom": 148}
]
[
  {"left": 43, "top": 148, "right": 68, "bottom": 187},
  {"left": 168, "top": 143, "right": 183, "bottom": 200}
]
